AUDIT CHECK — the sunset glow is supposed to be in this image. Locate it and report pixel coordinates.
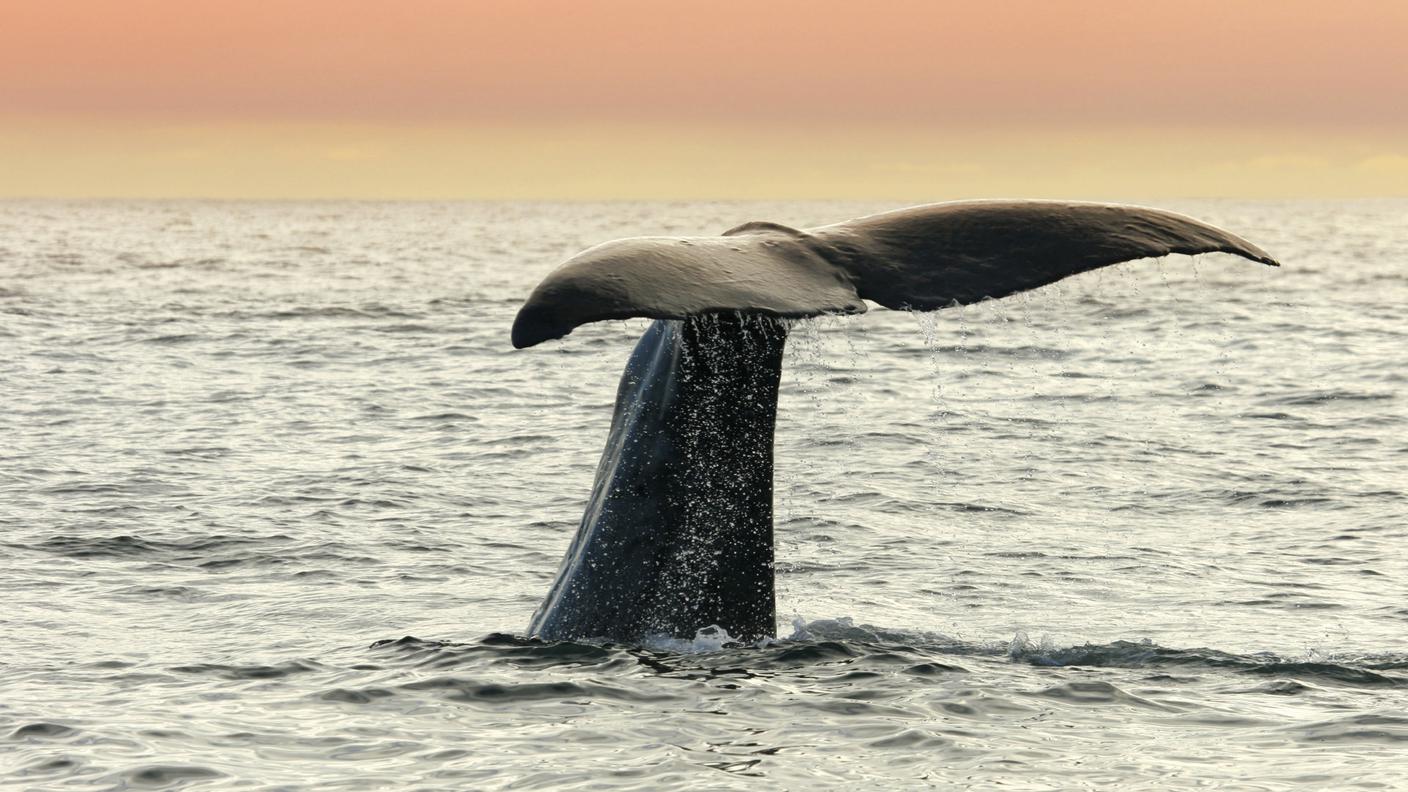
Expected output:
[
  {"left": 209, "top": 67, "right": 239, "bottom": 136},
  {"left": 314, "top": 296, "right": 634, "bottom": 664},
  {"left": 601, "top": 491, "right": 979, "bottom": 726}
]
[{"left": 4, "top": 1, "right": 1405, "bottom": 199}]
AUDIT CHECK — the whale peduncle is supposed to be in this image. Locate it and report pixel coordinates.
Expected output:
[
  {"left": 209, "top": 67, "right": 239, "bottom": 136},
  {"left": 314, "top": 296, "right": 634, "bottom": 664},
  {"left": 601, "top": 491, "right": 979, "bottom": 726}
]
[{"left": 529, "top": 314, "right": 789, "bottom": 643}]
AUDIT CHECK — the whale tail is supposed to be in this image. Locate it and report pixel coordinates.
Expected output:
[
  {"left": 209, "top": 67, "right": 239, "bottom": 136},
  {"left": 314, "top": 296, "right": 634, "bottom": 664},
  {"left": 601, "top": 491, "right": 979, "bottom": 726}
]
[
  {"left": 516, "top": 201, "right": 1279, "bottom": 644},
  {"left": 511, "top": 200, "right": 1278, "bottom": 349}
]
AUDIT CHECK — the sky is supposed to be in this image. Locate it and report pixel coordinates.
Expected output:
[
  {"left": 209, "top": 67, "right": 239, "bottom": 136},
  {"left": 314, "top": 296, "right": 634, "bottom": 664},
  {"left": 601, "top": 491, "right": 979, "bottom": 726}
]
[{"left": 3, "top": 0, "right": 1405, "bottom": 199}]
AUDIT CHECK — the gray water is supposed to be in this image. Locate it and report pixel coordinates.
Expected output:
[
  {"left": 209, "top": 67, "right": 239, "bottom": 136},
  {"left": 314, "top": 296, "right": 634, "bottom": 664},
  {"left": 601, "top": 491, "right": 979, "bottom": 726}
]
[{"left": 2, "top": 199, "right": 1405, "bottom": 790}]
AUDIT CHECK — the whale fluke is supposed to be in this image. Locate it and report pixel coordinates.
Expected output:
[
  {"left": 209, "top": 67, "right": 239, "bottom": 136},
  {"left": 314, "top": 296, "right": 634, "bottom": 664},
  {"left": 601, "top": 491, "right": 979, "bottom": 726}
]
[
  {"left": 511, "top": 201, "right": 1278, "bottom": 348},
  {"left": 808, "top": 201, "right": 1279, "bottom": 311},
  {"left": 510, "top": 225, "right": 863, "bottom": 350},
  {"left": 515, "top": 201, "right": 1279, "bottom": 644}
]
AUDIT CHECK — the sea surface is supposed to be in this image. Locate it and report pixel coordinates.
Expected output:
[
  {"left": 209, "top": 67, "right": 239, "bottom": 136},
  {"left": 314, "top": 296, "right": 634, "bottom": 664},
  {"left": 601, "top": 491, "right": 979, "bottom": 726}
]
[{"left": 2, "top": 199, "right": 1405, "bottom": 790}]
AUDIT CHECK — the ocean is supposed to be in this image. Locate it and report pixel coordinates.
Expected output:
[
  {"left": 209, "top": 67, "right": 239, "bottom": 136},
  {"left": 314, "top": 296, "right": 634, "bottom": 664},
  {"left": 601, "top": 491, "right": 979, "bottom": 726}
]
[{"left": 2, "top": 199, "right": 1405, "bottom": 790}]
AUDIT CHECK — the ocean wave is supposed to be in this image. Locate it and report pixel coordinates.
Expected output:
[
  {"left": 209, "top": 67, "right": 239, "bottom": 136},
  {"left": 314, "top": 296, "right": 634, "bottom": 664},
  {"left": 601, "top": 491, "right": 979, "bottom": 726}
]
[{"left": 365, "top": 625, "right": 1408, "bottom": 692}]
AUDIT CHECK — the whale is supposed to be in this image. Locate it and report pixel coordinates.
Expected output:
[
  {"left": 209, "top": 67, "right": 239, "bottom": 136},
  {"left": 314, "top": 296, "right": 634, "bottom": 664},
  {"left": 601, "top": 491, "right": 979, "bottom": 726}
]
[{"left": 514, "top": 201, "right": 1278, "bottom": 643}]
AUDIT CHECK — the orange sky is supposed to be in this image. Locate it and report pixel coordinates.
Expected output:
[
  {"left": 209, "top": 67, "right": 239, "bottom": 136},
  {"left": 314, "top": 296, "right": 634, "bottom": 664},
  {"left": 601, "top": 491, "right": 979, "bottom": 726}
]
[{"left": 3, "top": 1, "right": 1405, "bottom": 198}]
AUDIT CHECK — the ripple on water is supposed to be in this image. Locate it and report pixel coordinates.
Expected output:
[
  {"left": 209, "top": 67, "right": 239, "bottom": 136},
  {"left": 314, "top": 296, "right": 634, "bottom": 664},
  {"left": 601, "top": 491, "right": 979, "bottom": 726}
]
[
  {"left": 1289, "top": 713, "right": 1408, "bottom": 745},
  {"left": 9, "top": 723, "right": 83, "bottom": 741},
  {"left": 103, "top": 765, "right": 226, "bottom": 789},
  {"left": 1032, "top": 680, "right": 1180, "bottom": 710},
  {"left": 166, "top": 660, "right": 324, "bottom": 681}
]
